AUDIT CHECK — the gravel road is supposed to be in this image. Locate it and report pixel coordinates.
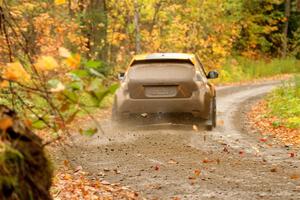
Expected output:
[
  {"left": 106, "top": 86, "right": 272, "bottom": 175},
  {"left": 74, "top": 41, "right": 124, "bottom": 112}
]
[{"left": 62, "top": 81, "right": 300, "bottom": 200}]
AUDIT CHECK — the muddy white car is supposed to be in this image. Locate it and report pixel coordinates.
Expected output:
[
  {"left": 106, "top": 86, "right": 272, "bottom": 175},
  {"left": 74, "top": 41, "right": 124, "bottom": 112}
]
[{"left": 112, "top": 53, "right": 218, "bottom": 129}]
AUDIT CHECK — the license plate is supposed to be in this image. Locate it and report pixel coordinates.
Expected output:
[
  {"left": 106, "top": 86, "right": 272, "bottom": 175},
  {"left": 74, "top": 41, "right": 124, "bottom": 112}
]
[{"left": 144, "top": 86, "right": 177, "bottom": 98}]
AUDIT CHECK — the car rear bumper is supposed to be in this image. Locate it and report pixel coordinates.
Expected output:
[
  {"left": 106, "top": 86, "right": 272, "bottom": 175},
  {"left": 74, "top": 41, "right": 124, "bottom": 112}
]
[{"left": 116, "top": 91, "right": 208, "bottom": 117}]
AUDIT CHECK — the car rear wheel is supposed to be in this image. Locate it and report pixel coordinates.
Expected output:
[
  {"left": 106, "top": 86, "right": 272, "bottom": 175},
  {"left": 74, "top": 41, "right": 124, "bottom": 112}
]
[
  {"left": 206, "top": 96, "right": 216, "bottom": 131},
  {"left": 111, "top": 100, "right": 120, "bottom": 121}
]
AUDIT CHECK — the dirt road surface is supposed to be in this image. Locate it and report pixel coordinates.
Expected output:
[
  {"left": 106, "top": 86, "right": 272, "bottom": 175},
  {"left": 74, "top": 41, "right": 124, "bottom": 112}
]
[{"left": 60, "top": 81, "right": 300, "bottom": 200}]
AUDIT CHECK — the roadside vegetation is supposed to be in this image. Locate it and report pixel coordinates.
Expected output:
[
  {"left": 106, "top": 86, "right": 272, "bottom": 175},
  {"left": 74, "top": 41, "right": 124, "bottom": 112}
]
[
  {"left": 218, "top": 57, "right": 300, "bottom": 84},
  {"left": 267, "top": 75, "right": 300, "bottom": 129},
  {"left": 248, "top": 75, "right": 300, "bottom": 146}
]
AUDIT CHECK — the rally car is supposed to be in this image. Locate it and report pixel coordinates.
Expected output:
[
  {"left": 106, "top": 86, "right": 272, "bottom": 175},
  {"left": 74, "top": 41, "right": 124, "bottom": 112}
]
[{"left": 112, "top": 53, "right": 218, "bottom": 130}]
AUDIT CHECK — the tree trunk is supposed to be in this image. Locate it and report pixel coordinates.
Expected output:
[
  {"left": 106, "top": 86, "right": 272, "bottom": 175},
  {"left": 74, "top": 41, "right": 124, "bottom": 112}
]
[
  {"left": 68, "top": 0, "right": 73, "bottom": 16},
  {"left": 149, "top": 0, "right": 162, "bottom": 35},
  {"left": 90, "top": 0, "right": 108, "bottom": 61},
  {"left": 282, "top": 0, "right": 291, "bottom": 58},
  {"left": 81, "top": 0, "right": 108, "bottom": 61},
  {"left": 134, "top": 0, "right": 141, "bottom": 54},
  {"left": 297, "top": 0, "right": 300, "bottom": 12}
]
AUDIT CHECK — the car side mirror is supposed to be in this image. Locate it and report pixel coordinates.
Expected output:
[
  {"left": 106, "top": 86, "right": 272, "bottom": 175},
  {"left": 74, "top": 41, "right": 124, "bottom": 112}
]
[
  {"left": 118, "top": 72, "right": 125, "bottom": 81},
  {"left": 207, "top": 71, "right": 219, "bottom": 79}
]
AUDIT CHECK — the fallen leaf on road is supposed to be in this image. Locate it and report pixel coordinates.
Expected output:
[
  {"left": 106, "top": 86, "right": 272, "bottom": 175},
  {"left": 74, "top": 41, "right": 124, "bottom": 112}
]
[
  {"left": 260, "top": 138, "right": 267, "bottom": 142},
  {"left": 101, "top": 180, "right": 110, "bottom": 185},
  {"left": 270, "top": 168, "right": 277, "bottom": 172},
  {"left": 192, "top": 125, "right": 198, "bottom": 131},
  {"left": 289, "top": 152, "right": 296, "bottom": 157},
  {"left": 290, "top": 174, "right": 300, "bottom": 180},
  {"left": 194, "top": 169, "right": 201, "bottom": 177},
  {"left": 63, "top": 160, "right": 70, "bottom": 167},
  {"left": 202, "top": 159, "right": 214, "bottom": 163},
  {"left": 168, "top": 159, "right": 178, "bottom": 164}
]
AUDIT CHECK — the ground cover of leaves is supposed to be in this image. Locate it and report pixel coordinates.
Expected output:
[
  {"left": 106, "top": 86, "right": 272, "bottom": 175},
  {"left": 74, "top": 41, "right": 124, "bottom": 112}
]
[
  {"left": 248, "top": 100, "right": 300, "bottom": 146},
  {"left": 51, "top": 163, "right": 142, "bottom": 200}
]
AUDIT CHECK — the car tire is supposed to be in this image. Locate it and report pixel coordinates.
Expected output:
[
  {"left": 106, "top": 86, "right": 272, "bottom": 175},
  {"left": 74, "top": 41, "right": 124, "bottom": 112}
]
[
  {"left": 111, "top": 100, "right": 120, "bottom": 121},
  {"left": 206, "top": 96, "right": 216, "bottom": 131},
  {"left": 212, "top": 96, "right": 217, "bottom": 128}
]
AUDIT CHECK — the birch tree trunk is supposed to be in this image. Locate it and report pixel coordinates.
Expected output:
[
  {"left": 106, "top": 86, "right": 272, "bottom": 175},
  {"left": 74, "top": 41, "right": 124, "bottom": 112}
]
[
  {"left": 282, "top": 0, "right": 291, "bottom": 58},
  {"left": 134, "top": 0, "right": 141, "bottom": 54}
]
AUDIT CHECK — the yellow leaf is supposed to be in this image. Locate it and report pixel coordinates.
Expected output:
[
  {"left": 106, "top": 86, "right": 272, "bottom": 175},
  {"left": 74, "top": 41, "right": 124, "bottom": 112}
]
[
  {"left": 59, "top": 47, "right": 71, "bottom": 58},
  {"left": 65, "top": 54, "right": 81, "bottom": 69},
  {"left": 0, "top": 80, "right": 9, "bottom": 88},
  {"left": 55, "top": 0, "right": 66, "bottom": 5},
  {"left": 0, "top": 117, "right": 13, "bottom": 131},
  {"left": 50, "top": 82, "right": 65, "bottom": 93},
  {"left": 2, "top": 62, "right": 31, "bottom": 83},
  {"left": 23, "top": 119, "right": 32, "bottom": 128},
  {"left": 35, "top": 56, "right": 59, "bottom": 71},
  {"left": 63, "top": 173, "right": 72, "bottom": 180}
]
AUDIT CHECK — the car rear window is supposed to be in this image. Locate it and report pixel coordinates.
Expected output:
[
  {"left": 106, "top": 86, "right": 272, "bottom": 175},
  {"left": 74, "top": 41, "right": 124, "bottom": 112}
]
[{"left": 127, "top": 62, "right": 195, "bottom": 81}]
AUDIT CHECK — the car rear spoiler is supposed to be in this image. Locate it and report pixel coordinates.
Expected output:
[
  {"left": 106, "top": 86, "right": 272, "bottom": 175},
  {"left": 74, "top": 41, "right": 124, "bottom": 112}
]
[{"left": 130, "top": 59, "right": 195, "bottom": 67}]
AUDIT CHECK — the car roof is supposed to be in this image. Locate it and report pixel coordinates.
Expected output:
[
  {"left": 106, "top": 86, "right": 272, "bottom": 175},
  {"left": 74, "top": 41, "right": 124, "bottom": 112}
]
[{"left": 129, "top": 53, "right": 197, "bottom": 66}]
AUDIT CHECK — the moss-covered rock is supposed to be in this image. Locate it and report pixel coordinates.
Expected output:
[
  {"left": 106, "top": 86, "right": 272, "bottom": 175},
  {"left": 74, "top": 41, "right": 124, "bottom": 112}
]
[{"left": 0, "top": 105, "right": 53, "bottom": 200}]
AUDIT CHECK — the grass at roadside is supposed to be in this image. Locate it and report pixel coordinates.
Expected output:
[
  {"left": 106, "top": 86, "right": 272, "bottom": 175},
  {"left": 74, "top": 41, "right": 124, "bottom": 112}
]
[
  {"left": 267, "top": 76, "right": 300, "bottom": 129},
  {"left": 248, "top": 75, "right": 300, "bottom": 146},
  {"left": 216, "top": 57, "right": 300, "bottom": 84}
]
